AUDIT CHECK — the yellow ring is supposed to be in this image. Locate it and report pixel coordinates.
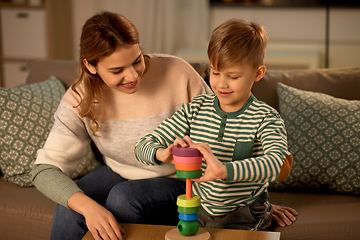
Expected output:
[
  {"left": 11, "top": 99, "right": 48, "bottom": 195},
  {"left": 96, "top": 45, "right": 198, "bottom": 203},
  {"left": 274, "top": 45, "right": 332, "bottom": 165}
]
[{"left": 176, "top": 194, "right": 201, "bottom": 208}]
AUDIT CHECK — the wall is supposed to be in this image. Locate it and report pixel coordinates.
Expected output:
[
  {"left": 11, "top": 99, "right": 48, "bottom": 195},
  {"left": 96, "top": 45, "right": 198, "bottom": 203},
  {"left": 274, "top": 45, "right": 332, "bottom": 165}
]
[
  {"left": 210, "top": 6, "right": 360, "bottom": 69},
  {"left": 69, "top": 1, "right": 360, "bottom": 69}
]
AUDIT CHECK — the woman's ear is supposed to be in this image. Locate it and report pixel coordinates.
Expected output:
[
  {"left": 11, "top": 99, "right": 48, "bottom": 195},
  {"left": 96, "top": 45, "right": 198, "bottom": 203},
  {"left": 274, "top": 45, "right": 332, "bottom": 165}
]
[
  {"left": 254, "top": 65, "right": 266, "bottom": 82},
  {"left": 83, "top": 59, "right": 97, "bottom": 75}
]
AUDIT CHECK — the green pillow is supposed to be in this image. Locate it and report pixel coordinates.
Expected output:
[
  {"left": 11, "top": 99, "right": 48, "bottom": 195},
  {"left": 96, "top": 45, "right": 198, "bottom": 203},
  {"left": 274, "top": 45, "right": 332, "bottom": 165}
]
[
  {"left": 0, "top": 76, "right": 100, "bottom": 187},
  {"left": 269, "top": 83, "right": 360, "bottom": 196}
]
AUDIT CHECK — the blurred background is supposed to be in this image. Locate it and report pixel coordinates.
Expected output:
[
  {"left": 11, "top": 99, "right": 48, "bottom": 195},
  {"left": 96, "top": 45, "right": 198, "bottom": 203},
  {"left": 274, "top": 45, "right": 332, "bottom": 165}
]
[{"left": 0, "top": 0, "right": 359, "bottom": 88}]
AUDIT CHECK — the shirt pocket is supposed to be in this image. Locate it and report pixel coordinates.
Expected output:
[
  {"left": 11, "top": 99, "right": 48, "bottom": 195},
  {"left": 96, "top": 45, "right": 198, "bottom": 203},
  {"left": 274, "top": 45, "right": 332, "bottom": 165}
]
[{"left": 232, "top": 140, "right": 254, "bottom": 161}]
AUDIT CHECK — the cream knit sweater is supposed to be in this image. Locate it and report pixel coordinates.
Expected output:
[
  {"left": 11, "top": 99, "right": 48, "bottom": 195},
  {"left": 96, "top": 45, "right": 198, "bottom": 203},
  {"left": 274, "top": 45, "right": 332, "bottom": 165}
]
[{"left": 31, "top": 54, "right": 212, "bottom": 207}]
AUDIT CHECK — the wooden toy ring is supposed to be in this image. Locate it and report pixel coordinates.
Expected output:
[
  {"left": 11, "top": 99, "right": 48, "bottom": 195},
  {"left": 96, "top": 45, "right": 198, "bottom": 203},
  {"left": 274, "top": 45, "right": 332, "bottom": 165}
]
[
  {"left": 177, "top": 206, "right": 200, "bottom": 214},
  {"left": 175, "top": 163, "right": 202, "bottom": 171},
  {"left": 177, "top": 195, "right": 201, "bottom": 208},
  {"left": 177, "top": 220, "right": 199, "bottom": 236},
  {"left": 176, "top": 170, "right": 202, "bottom": 179},
  {"left": 178, "top": 213, "right": 199, "bottom": 221},
  {"left": 173, "top": 155, "right": 202, "bottom": 164},
  {"left": 173, "top": 146, "right": 202, "bottom": 157}
]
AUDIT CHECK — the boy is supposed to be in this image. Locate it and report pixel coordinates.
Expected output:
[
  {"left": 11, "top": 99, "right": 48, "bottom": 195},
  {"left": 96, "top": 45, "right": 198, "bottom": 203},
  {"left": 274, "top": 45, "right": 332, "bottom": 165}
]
[{"left": 135, "top": 18, "right": 293, "bottom": 230}]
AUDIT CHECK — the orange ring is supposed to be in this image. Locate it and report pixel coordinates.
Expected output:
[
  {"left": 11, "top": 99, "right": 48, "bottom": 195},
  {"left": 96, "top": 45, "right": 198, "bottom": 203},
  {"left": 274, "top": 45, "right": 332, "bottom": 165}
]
[{"left": 175, "top": 163, "right": 202, "bottom": 171}]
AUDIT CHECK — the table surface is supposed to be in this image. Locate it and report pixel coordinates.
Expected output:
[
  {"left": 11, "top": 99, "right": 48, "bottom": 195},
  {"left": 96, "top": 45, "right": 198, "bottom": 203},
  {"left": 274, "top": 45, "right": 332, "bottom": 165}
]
[{"left": 82, "top": 223, "right": 280, "bottom": 240}]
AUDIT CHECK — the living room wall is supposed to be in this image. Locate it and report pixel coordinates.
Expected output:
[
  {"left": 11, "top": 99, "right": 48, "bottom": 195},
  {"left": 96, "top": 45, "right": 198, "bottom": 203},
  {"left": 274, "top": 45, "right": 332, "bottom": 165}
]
[{"left": 69, "top": 0, "right": 360, "bottom": 70}]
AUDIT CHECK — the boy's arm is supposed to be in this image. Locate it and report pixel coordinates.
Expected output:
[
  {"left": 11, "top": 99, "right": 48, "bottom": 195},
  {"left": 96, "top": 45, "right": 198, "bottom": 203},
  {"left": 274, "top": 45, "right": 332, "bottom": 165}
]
[
  {"left": 135, "top": 104, "right": 191, "bottom": 165},
  {"left": 225, "top": 113, "right": 293, "bottom": 183}
]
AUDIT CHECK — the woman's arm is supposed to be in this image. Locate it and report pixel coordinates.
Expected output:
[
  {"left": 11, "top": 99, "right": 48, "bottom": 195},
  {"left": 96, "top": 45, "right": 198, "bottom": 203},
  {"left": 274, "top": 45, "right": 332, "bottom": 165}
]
[
  {"left": 31, "top": 164, "right": 124, "bottom": 240},
  {"left": 68, "top": 192, "right": 123, "bottom": 240},
  {"left": 31, "top": 164, "right": 83, "bottom": 207}
]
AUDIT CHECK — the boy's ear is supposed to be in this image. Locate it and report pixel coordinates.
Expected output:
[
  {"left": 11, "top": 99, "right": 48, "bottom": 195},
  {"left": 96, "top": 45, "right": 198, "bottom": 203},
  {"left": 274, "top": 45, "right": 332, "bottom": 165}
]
[
  {"left": 254, "top": 65, "right": 266, "bottom": 82},
  {"left": 83, "top": 59, "right": 97, "bottom": 75}
]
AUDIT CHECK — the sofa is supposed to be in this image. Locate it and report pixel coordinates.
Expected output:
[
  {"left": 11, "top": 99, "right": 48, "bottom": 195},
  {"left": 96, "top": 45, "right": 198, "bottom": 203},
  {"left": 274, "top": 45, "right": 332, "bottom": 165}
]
[{"left": 1, "top": 59, "right": 359, "bottom": 240}]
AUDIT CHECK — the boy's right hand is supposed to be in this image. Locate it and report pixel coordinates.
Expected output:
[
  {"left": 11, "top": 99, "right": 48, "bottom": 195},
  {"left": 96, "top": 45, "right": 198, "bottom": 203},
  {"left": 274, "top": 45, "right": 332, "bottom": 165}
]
[
  {"left": 155, "top": 136, "right": 194, "bottom": 163},
  {"left": 155, "top": 147, "right": 174, "bottom": 164}
]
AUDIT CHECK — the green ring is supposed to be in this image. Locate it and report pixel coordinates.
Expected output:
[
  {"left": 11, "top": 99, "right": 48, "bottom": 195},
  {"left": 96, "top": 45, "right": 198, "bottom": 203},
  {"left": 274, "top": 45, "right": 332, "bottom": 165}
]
[
  {"left": 177, "top": 206, "right": 200, "bottom": 214},
  {"left": 177, "top": 220, "right": 199, "bottom": 236},
  {"left": 176, "top": 170, "right": 202, "bottom": 179}
]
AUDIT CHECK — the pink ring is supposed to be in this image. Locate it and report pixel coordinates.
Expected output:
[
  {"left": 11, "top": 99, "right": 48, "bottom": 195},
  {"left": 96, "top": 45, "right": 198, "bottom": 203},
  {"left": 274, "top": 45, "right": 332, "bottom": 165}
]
[{"left": 173, "top": 155, "right": 202, "bottom": 164}]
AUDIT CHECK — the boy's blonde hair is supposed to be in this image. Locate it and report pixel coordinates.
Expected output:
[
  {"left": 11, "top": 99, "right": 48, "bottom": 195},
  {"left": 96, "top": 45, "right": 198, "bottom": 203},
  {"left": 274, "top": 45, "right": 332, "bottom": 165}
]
[{"left": 208, "top": 18, "right": 267, "bottom": 70}]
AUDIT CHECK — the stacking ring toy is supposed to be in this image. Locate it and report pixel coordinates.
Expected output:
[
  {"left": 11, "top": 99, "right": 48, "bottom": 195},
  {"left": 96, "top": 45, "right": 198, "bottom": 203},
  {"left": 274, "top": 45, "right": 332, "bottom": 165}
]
[{"left": 172, "top": 146, "right": 203, "bottom": 236}]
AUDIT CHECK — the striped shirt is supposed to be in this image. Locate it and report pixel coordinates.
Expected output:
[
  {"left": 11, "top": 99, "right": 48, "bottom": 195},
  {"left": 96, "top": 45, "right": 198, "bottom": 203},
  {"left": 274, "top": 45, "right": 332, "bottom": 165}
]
[{"left": 135, "top": 94, "right": 291, "bottom": 217}]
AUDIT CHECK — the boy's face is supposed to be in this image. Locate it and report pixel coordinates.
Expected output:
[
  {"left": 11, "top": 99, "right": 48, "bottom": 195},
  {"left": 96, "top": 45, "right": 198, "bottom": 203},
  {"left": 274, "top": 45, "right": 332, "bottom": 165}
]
[{"left": 210, "top": 62, "right": 265, "bottom": 112}]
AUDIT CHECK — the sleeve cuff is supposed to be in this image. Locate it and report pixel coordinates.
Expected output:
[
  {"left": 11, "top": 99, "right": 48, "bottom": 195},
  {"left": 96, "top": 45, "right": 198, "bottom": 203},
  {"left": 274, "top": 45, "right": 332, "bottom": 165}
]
[{"left": 225, "top": 162, "right": 235, "bottom": 182}]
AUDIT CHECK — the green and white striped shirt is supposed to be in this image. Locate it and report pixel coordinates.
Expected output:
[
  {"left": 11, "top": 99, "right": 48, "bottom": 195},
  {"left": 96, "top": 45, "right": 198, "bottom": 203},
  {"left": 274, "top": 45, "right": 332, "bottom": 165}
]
[{"left": 135, "top": 94, "right": 291, "bottom": 217}]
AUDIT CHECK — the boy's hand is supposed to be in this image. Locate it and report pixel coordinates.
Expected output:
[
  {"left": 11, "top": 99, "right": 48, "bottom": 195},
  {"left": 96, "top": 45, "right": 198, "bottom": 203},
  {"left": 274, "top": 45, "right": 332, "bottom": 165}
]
[
  {"left": 155, "top": 146, "right": 174, "bottom": 163},
  {"left": 174, "top": 136, "right": 194, "bottom": 147},
  {"left": 272, "top": 204, "right": 298, "bottom": 227},
  {"left": 155, "top": 136, "right": 194, "bottom": 163},
  {"left": 190, "top": 142, "right": 227, "bottom": 182}
]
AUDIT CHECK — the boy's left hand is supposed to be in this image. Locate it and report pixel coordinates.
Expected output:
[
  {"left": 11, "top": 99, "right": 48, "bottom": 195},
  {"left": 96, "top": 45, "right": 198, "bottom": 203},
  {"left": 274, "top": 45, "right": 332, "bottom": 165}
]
[{"left": 190, "top": 142, "right": 227, "bottom": 182}]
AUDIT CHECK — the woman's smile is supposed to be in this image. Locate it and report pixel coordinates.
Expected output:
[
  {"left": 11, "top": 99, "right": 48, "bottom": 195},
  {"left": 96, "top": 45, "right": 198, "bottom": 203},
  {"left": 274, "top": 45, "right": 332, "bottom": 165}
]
[{"left": 120, "top": 79, "right": 139, "bottom": 89}]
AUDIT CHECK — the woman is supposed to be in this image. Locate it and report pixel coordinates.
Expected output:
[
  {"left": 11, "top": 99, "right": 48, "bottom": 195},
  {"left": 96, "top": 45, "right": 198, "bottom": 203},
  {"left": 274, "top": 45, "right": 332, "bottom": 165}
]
[{"left": 31, "top": 11, "right": 296, "bottom": 240}]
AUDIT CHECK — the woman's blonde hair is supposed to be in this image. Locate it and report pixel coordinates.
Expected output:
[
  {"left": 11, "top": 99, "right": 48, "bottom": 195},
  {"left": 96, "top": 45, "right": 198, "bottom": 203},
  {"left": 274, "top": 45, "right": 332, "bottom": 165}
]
[
  {"left": 72, "top": 11, "right": 140, "bottom": 136},
  {"left": 208, "top": 18, "right": 267, "bottom": 71}
]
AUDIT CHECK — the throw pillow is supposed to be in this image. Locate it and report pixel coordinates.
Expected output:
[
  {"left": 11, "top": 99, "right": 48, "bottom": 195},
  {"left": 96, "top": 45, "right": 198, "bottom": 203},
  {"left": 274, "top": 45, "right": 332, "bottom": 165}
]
[
  {"left": 269, "top": 83, "right": 360, "bottom": 196},
  {"left": 0, "top": 76, "right": 100, "bottom": 187}
]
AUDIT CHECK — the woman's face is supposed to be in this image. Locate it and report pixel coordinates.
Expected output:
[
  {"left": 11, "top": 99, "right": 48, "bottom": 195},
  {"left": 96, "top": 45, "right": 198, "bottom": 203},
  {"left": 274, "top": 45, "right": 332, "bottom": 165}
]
[{"left": 85, "top": 44, "right": 146, "bottom": 94}]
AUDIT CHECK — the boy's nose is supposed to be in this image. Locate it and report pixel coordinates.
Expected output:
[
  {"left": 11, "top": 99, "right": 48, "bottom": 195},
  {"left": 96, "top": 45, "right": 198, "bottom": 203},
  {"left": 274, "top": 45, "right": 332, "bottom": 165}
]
[{"left": 218, "top": 76, "right": 228, "bottom": 88}]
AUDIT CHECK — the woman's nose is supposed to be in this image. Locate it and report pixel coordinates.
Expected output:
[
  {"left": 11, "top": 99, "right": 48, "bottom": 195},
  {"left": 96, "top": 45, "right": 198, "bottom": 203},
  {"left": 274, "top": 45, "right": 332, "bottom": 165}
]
[{"left": 125, "top": 66, "right": 138, "bottom": 81}]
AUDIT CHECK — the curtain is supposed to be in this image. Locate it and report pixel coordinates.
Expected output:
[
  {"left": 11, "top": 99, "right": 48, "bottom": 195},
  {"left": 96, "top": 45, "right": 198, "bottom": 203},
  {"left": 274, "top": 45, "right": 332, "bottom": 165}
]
[{"left": 72, "top": 0, "right": 210, "bottom": 59}]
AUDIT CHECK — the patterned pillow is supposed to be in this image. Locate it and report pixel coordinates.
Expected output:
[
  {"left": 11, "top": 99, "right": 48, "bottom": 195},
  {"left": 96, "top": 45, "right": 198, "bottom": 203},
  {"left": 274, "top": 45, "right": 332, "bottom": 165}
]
[
  {"left": 269, "top": 83, "right": 360, "bottom": 196},
  {"left": 0, "top": 76, "right": 100, "bottom": 187}
]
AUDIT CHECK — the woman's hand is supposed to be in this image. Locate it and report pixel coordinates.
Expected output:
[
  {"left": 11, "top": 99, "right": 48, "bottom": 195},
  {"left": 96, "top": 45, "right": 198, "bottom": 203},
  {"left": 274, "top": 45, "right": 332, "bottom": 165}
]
[
  {"left": 190, "top": 142, "right": 227, "bottom": 182},
  {"left": 68, "top": 192, "right": 124, "bottom": 240},
  {"left": 271, "top": 204, "right": 298, "bottom": 227}
]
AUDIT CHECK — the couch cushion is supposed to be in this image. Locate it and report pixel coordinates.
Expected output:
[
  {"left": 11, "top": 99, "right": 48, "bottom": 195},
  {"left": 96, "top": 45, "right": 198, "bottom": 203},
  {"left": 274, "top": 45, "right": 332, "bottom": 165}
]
[
  {"left": 0, "top": 176, "right": 56, "bottom": 240},
  {"left": 269, "top": 83, "right": 360, "bottom": 196},
  {"left": 269, "top": 191, "right": 360, "bottom": 240},
  {"left": 26, "top": 60, "right": 79, "bottom": 88},
  {"left": 252, "top": 67, "right": 360, "bottom": 112},
  {"left": 0, "top": 76, "right": 100, "bottom": 187}
]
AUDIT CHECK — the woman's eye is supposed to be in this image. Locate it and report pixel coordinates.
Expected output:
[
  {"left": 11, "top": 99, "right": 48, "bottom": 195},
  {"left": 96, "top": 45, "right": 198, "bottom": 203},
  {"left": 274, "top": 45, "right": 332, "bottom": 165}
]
[
  {"left": 112, "top": 70, "right": 123, "bottom": 75},
  {"left": 133, "top": 60, "right": 141, "bottom": 65}
]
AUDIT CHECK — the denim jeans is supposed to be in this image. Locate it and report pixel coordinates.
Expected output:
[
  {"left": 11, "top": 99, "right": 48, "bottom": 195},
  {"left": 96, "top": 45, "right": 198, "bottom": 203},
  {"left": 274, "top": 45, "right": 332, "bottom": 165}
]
[
  {"left": 50, "top": 165, "right": 185, "bottom": 240},
  {"left": 198, "top": 194, "right": 273, "bottom": 231}
]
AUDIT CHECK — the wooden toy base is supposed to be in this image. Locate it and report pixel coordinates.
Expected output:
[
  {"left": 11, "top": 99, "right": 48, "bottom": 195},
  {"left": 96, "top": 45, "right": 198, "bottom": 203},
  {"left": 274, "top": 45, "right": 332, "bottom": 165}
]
[{"left": 165, "top": 228, "right": 211, "bottom": 240}]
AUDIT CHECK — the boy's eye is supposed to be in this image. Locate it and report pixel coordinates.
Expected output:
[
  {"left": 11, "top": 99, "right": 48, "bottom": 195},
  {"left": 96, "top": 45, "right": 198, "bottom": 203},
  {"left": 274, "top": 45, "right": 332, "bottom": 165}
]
[
  {"left": 230, "top": 76, "right": 239, "bottom": 79},
  {"left": 212, "top": 71, "right": 220, "bottom": 75}
]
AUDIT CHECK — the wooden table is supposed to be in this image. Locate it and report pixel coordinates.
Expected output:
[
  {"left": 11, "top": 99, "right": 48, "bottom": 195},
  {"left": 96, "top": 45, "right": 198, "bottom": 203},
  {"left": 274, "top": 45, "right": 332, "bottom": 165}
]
[{"left": 82, "top": 223, "right": 280, "bottom": 240}]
